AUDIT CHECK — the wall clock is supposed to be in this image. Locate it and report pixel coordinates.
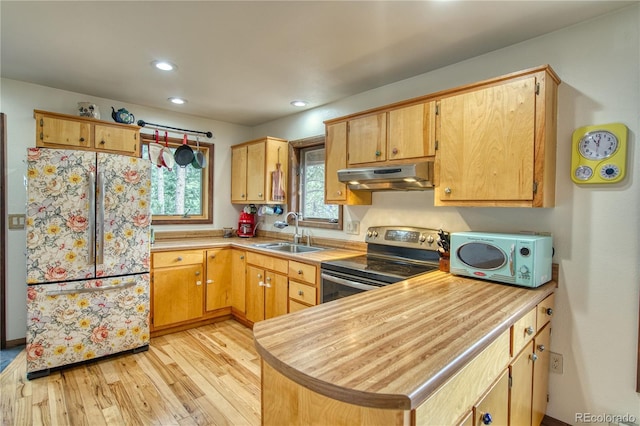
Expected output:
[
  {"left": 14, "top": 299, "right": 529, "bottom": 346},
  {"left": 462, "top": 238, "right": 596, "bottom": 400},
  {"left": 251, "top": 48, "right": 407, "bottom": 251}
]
[{"left": 571, "top": 122, "right": 628, "bottom": 184}]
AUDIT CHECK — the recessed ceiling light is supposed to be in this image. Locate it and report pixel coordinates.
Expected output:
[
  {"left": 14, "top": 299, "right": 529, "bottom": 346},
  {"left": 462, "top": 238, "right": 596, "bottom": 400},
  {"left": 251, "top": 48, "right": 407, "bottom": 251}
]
[
  {"left": 168, "top": 97, "right": 187, "bottom": 105},
  {"left": 290, "top": 100, "right": 308, "bottom": 107},
  {"left": 152, "top": 60, "right": 177, "bottom": 71}
]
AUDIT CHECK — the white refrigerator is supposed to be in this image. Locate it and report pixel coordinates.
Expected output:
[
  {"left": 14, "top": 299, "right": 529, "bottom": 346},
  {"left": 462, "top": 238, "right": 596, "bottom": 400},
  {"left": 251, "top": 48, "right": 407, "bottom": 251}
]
[{"left": 25, "top": 148, "right": 151, "bottom": 379}]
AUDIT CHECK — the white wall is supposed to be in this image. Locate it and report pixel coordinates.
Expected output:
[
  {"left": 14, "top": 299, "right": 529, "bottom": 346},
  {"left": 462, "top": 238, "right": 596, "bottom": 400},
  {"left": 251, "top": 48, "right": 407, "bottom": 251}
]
[
  {"left": 0, "top": 79, "right": 253, "bottom": 341},
  {"left": 252, "top": 5, "right": 640, "bottom": 424}
]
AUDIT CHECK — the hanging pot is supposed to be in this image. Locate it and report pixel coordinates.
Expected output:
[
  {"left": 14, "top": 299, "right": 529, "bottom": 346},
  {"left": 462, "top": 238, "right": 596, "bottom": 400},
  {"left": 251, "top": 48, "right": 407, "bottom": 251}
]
[
  {"left": 174, "top": 134, "right": 194, "bottom": 167},
  {"left": 191, "top": 136, "right": 207, "bottom": 169},
  {"left": 148, "top": 130, "right": 163, "bottom": 167},
  {"left": 160, "top": 131, "right": 175, "bottom": 170}
]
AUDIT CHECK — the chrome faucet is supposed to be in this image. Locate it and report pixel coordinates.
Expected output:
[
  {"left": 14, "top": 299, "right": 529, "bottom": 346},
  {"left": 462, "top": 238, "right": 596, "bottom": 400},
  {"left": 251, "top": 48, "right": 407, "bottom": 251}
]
[{"left": 285, "top": 211, "right": 302, "bottom": 244}]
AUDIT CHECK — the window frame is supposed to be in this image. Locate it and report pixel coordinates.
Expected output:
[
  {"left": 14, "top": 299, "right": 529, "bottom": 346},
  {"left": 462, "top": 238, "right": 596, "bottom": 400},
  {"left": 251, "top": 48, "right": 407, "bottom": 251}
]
[
  {"left": 289, "top": 135, "right": 342, "bottom": 230},
  {"left": 140, "top": 132, "right": 214, "bottom": 225}
]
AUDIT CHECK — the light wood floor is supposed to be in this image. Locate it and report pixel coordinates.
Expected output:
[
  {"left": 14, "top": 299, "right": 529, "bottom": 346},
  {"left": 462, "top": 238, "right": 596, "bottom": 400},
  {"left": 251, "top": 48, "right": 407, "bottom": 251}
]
[{"left": 0, "top": 320, "right": 261, "bottom": 426}]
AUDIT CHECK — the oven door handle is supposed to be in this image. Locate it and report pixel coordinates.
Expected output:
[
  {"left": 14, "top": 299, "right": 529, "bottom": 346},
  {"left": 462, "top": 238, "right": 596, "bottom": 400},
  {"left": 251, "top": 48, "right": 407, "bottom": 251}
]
[{"left": 321, "top": 273, "right": 381, "bottom": 291}]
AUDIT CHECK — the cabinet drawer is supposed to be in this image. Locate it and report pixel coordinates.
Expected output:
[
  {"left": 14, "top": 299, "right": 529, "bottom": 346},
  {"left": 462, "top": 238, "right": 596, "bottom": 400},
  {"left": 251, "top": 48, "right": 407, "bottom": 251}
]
[
  {"left": 288, "top": 261, "right": 316, "bottom": 285},
  {"left": 247, "top": 252, "right": 288, "bottom": 274},
  {"left": 289, "top": 299, "right": 310, "bottom": 313},
  {"left": 536, "top": 293, "right": 555, "bottom": 332},
  {"left": 512, "top": 306, "right": 537, "bottom": 357},
  {"left": 289, "top": 281, "right": 316, "bottom": 306},
  {"left": 153, "top": 250, "right": 203, "bottom": 268}
]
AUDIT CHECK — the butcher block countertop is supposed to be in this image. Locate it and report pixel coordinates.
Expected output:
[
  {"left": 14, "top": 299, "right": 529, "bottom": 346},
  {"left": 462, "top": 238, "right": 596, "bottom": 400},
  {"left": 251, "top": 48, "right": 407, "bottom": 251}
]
[{"left": 253, "top": 272, "right": 556, "bottom": 410}]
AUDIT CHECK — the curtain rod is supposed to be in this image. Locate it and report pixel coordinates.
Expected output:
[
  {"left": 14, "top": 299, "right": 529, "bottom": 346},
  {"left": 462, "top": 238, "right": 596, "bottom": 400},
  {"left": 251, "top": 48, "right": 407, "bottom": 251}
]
[{"left": 137, "top": 120, "right": 214, "bottom": 139}]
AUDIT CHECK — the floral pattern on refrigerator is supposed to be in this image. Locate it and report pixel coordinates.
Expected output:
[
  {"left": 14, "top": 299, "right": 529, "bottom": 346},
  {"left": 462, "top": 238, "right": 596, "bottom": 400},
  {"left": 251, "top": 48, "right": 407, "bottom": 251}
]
[{"left": 26, "top": 275, "right": 150, "bottom": 372}]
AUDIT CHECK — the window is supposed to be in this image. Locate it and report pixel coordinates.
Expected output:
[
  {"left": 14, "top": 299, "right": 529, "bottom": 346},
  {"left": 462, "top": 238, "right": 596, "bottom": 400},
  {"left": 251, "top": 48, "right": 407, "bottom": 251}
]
[
  {"left": 290, "top": 136, "right": 342, "bottom": 230},
  {"left": 141, "top": 133, "right": 213, "bottom": 224}
]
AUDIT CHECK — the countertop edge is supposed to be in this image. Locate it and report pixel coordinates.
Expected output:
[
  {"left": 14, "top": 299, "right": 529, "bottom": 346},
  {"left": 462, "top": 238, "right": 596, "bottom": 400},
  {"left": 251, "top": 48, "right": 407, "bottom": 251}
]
[{"left": 254, "top": 279, "right": 557, "bottom": 411}]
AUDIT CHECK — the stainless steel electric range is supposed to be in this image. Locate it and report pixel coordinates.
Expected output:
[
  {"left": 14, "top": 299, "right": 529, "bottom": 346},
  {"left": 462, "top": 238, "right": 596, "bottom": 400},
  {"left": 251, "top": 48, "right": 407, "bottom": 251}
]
[{"left": 320, "top": 226, "right": 442, "bottom": 303}]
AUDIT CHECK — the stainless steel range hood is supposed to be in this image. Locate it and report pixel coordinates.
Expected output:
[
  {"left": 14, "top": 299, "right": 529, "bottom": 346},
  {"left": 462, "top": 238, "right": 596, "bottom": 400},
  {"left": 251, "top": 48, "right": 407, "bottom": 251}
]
[{"left": 337, "top": 162, "right": 433, "bottom": 191}]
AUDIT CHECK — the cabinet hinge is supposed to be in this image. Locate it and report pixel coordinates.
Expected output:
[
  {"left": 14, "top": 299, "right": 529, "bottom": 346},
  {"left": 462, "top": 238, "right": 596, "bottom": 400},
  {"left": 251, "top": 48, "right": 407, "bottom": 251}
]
[
  {"left": 39, "top": 132, "right": 43, "bottom": 141},
  {"left": 547, "top": 393, "right": 549, "bottom": 403},
  {"left": 435, "top": 104, "right": 439, "bottom": 115},
  {"left": 435, "top": 140, "right": 439, "bottom": 150},
  {"left": 508, "top": 374, "right": 513, "bottom": 389},
  {"left": 533, "top": 181, "right": 539, "bottom": 194},
  {"left": 40, "top": 118, "right": 44, "bottom": 126},
  {"left": 535, "top": 82, "right": 540, "bottom": 95}
]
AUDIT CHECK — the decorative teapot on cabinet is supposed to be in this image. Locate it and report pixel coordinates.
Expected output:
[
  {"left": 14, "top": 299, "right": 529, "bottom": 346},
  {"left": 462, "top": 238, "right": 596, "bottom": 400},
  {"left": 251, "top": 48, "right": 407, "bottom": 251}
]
[{"left": 111, "top": 107, "right": 135, "bottom": 124}]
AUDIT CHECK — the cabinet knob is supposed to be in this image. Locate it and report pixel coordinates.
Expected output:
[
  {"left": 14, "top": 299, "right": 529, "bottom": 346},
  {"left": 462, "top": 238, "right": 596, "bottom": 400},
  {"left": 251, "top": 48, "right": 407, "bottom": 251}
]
[
  {"left": 210, "top": 254, "right": 215, "bottom": 259},
  {"left": 257, "top": 273, "right": 262, "bottom": 279},
  {"left": 79, "top": 137, "right": 85, "bottom": 142},
  {"left": 195, "top": 271, "right": 200, "bottom": 276},
  {"left": 444, "top": 187, "right": 452, "bottom": 194},
  {"left": 206, "top": 279, "right": 213, "bottom": 284},
  {"left": 176, "top": 257, "right": 183, "bottom": 261},
  {"left": 258, "top": 192, "right": 263, "bottom": 197},
  {"left": 196, "top": 280, "right": 202, "bottom": 286},
  {"left": 526, "top": 326, "right": 534, "bottom": 336},
  {"left": 482, "top": 412, "right": 493, "bottom": 425},
  {"left": 546, "top": 307, "right": 553, "bottom": 316},
  {"left": 297, "top": 270, "right": 303, "bottom": 275},
  {"left": 241, "top": 193, "right": 246, "bottom": 198},
  {"left": 99, "top": 140, "right": 106, "bottom": 145},
  {"left": 537, "top": 344, "right": 545, "bottom": 352},
  {"left": 240, "top": 255, "right": 245, "bottom": 260},
  {"left": 375, "top": 150, "right": 381, "bottom": 157},
  {"left": 337, "top": 190, "right": 342, "bottom": 196},
  {"left": 530, "top": 353, "right": 539, "bottom": 362},
  {"left": 392, "top": 147, "right": 398, "bottom": 155},
  {"left": 298, "top": 290, "right": 304, "bottom": 296}
]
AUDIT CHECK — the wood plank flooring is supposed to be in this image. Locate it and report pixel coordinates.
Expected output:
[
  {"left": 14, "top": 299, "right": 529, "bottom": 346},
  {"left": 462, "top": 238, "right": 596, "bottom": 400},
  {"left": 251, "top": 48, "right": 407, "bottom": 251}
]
[{"left": 0, "top": 320, "right": 261, "bottom": 426}]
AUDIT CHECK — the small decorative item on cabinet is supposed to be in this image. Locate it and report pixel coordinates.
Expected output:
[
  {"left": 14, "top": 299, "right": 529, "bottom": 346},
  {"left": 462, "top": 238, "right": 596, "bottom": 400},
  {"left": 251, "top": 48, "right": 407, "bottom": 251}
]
[
  {"left": 77, "top": 102, "right": 100, "bottom": 119},
  {"left": 111, "top": 106, "right": 135, "bottom": 124}
]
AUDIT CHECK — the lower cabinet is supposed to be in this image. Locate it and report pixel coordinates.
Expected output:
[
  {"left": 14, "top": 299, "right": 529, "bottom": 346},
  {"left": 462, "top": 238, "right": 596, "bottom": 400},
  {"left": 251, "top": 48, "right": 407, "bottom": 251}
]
[
  {"left": 151, "top": 250, "right": 204, "bottom": 328},
  {"left": 205, "top": 248, "right": 231, "bottom": 311},
  {"left": 246, "top": 265, "right": 288, "bottom": 323},
  {"left": 474, "top": 370, "right": 509, "bottom": 426},
  {"left": 230, "top": 249, "right": 247, "bottom": 313}
]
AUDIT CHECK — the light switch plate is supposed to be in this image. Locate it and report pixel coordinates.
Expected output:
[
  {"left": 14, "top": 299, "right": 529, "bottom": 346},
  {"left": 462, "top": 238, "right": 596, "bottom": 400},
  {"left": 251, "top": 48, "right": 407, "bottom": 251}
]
[
  {"left": 8, "top": 214, "right": 26, "bottom": 230},
  {"left": 345, "top": 221, "right": 360, "bottom": 235}
]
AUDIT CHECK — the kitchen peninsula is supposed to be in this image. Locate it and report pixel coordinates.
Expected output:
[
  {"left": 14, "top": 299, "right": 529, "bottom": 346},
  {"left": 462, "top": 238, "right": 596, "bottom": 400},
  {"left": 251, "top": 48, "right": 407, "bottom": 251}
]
[{"left": 254, "top": 270, "right": 557, "bottom": 426}]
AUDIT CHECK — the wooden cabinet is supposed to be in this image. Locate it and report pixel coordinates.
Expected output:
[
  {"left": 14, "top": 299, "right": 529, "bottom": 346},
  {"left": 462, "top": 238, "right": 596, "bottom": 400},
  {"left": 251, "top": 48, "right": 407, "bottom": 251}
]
[
  {"left": 230, "top": 249, "right": 247, "bottom": 314},
  {"left": 288, "top": 260, "right": 318, "bottom": 311},
  {"left": 435, "top": 67, "right": 559, "bottom": 207},
  {"left": 474, "top": 370, "right": 509, "bottom": 426},
  {"left": 325, "top": 122, "right": 371, "bottom": 205},
  {"left": 205, "top": 248, "right": 231, "bottom": 312},
  {"left": 510, "top": 340, "right": 535, "bottom": 426},
  {"left": 151, "top": 250, "right": 204, "bottom": 328},
  {"left": 245, "top": 252, "right": 289, "bottom": 324},
  {"left": 231, "top": 137, "right": 289, "bottom": 204},
  {"left": 532, "top": 323, "right": 551, "bottom": 426},
  {"left": 34, "top": 110, "right": 140, "bottom": 157},
  {"left": 345, "top": 102, "right": 436, "bottom": 166}
]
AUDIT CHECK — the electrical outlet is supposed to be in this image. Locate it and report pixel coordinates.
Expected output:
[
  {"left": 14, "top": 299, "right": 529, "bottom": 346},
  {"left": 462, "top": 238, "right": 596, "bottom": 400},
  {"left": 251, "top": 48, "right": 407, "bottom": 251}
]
[
  {"left": 8, "top": 214, "right": 25, "bottom": 230},
  {"left": 550, "top": 351, "right": 563, "bottom": 374},
  {"left": 345, "top": 221, "right": 360, "bottom": 235}
]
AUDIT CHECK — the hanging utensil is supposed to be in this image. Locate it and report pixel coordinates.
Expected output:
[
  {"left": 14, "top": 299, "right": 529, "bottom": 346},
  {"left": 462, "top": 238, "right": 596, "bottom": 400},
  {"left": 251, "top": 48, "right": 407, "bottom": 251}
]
[
  {"left": 149, "top": 129, "right": 163, "bottom": 167},
  {"left": 272, "top": 147, "right": 285, "bottom": 201},
  {"left": 160, "top": 131, "right": 175, "bottom": 170},
  {"left": 191, "top": 135, "right": 206, "bottom": 169},
  {"left": 174, "top": 133, "right": 195, "bottom": 167}
]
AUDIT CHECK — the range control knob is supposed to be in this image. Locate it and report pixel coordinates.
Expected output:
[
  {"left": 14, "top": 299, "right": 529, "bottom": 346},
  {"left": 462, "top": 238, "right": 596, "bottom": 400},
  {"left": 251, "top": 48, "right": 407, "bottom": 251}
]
[
  {"left": 372, "top": 230, "right": 378, "bottom": 238},
  {"left": 519, "top": 265, "right": 529, "bottom": 274},
  {"left": 419, "top": 234, "right": 426, "bottom": 243},
  {"left": 520, "top": 247, "right": 531, "bottom": 256},
  {"left": 426, "top": 235, "right": 434, "bottom": 244}
]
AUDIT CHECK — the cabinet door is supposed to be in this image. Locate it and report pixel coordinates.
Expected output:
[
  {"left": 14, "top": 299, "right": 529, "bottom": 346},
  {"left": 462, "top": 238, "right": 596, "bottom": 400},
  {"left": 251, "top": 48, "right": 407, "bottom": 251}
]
[
  {"left": 153, "top": 264, "right": 204, "bottom": 327},
  {"left": 94, "top": 124, "right": 139, "bottom": 156},
  {"left": 510, "top": 341, "right": 534, "bottom": 426},
  {"left": 231, "top": 250, "right": 246, "bottom": 313},
  {"left": 347, "top": 113, "right": 387, "bottom": 165},
  {"left": 325, "top": 122, "right": 348, "bottom": 203},
  {"left": 205, "top": 248, "right": 231, "bottom": 311},
  {"left": 439, "top": 77, "right": 536, "bottom": 202},
  {"left": 231, "top": 146, "right": 248, "bottom": 202},
  {"left": 246, "top": 141, "right": 266, "bottom": 202},
  {"left": 532, "top": 323, "right": 551, "bottom": 426},
  {"left": 265, "top": 272, "right": 288, "bottom": 320},
  {"left": 37, "top": 114, "right": 91, "bottom": 148},
  {"left": 475, "top": 370, "right": 508, "bottom": 426},
  {"left": 388, "top": 102, "right": 436, "bottom": 160},
  {"left": 246, "top": 265, "right": 266, "bottom": 323}
]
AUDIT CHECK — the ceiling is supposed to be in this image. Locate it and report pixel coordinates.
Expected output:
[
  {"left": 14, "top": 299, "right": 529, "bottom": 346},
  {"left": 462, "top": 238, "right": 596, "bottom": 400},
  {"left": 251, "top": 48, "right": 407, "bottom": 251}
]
[{"left": 1, "top": 1, "right": 634, "bottom": 127}]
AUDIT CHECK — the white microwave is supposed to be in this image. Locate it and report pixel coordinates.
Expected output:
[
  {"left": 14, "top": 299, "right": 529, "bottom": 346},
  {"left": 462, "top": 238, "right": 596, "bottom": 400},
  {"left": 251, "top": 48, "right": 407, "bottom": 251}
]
[{"left": 450, "top": 232, "right": 553, "bottom": 287}]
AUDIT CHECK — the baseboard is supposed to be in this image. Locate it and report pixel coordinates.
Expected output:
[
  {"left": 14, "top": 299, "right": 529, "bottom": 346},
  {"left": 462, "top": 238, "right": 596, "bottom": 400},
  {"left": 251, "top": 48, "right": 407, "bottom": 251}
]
[
  {"left": 5, "top": 337, "right": 25, "bottom": 348},
  {"left": 543, "top": 414, "right": 571, "bottom": 426}
]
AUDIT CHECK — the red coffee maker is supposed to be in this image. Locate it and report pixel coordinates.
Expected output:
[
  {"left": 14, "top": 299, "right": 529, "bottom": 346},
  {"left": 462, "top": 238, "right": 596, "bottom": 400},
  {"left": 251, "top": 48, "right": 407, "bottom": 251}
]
[{"left": 237, "top": 211, "right": 257, "bottom": 238}]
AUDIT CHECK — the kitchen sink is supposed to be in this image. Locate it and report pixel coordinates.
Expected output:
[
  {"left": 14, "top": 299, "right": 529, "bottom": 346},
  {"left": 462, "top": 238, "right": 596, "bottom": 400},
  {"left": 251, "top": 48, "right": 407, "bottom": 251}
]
[{"left": 252, "top": 242, "right": 326, "bottom": 253}]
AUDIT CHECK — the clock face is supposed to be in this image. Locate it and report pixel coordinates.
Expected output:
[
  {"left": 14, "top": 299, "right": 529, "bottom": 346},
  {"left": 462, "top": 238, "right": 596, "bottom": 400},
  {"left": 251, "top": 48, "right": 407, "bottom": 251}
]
[{"left": 578, "top": 130, "right": 618, "bottom": 160}]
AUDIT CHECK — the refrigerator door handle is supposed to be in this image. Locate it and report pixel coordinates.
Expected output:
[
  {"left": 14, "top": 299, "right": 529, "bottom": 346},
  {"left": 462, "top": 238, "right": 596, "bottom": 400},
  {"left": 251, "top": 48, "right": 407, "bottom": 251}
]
[
  {"left": 45, "top": 280, "right": 136, "bottom": 296},
  {"left": 88, "top": 171, "right": 96, "bottom": 264},
  {"left": 97, "top": 171, "right": 105, "bottom": 266}
]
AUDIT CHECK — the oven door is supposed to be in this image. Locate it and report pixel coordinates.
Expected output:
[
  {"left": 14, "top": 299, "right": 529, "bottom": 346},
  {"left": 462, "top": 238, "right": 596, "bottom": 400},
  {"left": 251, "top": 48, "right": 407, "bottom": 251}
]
[{"left": 320, "top": 270, "right": 386, "bottom": 303}]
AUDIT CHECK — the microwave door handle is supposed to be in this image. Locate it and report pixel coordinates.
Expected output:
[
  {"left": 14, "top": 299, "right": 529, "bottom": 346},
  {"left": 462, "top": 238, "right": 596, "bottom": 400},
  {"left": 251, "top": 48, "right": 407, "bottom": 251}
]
[
  {"left": 509, "top": 244, "right": 515, "bottom": 277},
  {"left": 321, "top": 273, "right": 380, "bottom": 291}
]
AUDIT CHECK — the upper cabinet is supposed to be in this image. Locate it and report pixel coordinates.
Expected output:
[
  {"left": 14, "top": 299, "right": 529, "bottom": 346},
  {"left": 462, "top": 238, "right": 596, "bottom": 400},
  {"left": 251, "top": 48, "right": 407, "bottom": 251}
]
[
  {"left": 435, "top": 67, "right": 559, "bottom": 207},
  {"left": 231, "top": 136, "right": 289, "bottom": 204},
  {"left": 324, "top": 65, "right": 560, "bottom": 208},
  {"left": 34, "top": 110, "right": 140, "bottom": 157},
  {"left": 345, "top": 102, "right": 437, "bottom": 166}
]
